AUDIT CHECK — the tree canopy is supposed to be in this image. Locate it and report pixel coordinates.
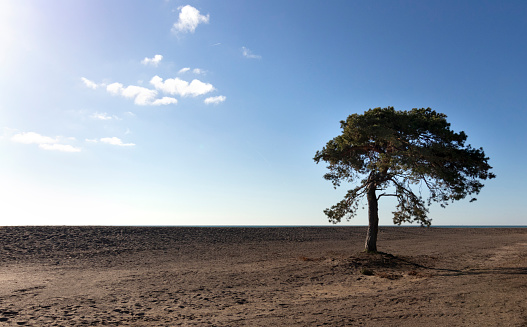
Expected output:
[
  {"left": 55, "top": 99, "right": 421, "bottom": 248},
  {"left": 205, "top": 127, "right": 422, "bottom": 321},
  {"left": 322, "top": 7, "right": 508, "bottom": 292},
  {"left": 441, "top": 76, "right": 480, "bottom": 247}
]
[{"left": 314, "top": 107, "right": 495, "bottom": 251}]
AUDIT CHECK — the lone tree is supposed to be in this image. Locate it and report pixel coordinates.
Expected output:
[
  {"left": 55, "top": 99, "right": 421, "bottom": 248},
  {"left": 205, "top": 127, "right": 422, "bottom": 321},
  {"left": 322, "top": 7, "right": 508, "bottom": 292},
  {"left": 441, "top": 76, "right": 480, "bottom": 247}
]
[{"left": 314, "top": 107, "right": 495, "bottom": 252}]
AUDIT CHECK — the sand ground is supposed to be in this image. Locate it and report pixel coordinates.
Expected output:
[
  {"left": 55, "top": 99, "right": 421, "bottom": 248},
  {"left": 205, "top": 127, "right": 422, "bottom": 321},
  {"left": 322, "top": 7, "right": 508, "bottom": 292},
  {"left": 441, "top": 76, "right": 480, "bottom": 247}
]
[{"left": 0, "top": 226, "right": 526, "bottom": 326}]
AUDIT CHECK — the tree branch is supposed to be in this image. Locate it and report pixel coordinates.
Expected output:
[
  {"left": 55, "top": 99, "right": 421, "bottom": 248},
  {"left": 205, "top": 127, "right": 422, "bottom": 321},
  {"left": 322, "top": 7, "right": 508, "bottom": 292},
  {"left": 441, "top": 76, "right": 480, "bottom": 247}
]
[{"left": 377, "top": 193, "right": 397, "bottom": 200}]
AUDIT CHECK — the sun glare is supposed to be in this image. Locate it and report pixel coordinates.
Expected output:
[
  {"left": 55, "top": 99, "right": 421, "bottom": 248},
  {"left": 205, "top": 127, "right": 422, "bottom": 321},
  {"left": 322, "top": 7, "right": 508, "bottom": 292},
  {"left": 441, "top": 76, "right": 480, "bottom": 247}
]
[{"left": 0, "top": 1, "right": 35, "bottom": 65}]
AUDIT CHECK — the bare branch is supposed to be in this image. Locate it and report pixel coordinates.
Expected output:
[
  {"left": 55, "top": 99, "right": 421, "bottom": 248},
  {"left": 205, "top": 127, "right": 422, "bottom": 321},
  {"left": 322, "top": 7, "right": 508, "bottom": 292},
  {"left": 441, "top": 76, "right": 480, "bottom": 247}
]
[{"left": 377, "top": 193, "right": 397, "bottom": 200}]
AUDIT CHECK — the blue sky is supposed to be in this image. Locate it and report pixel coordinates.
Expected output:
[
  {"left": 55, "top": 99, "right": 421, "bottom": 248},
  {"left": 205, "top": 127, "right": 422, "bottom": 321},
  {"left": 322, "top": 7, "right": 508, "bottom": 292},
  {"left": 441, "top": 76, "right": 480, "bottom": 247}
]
[{"left": 1, "top": 0, "right": 526, "bottom": 226}]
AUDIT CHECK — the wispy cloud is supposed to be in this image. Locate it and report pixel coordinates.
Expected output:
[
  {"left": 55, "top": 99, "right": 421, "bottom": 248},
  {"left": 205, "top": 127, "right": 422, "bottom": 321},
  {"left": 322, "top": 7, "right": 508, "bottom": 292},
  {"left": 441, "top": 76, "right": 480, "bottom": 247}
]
[
  {"left": 141, "top": 54, "right": 163, "bottom": 66},
  {"left": 11, "top": 132, "right": 81, "bottom": 152},
  {"left": 39, "top": 144, "right": 81, "bottom": 153},
  {"left": 204, "top": 95, "right": 226, "bottom": 105},
  {"left": 179, "top": 67, "right": 206, "bottom": 75},
  {"left": 100, "top": 137, "right": 135, "bottom": 147},
  {"left": 172, "top": 5, "right": 209, "bottom": 34},
  {"left": 11, "top": 132, "right": 57, "bottom": 144},
  {"left": 91, "top": 112, "right": 118, "bottom": 120},
  {"left": 242, "top": 47, "right": 262, "bottom": 59},
  {"left": 150, "top": 75, "right": 214, "bottom": 97},
  {"left": 81, "top": 77, "right": 98, "bottom": 90},
  {"left": 178, "top": 67, "right": 191, "bottom": 74}
]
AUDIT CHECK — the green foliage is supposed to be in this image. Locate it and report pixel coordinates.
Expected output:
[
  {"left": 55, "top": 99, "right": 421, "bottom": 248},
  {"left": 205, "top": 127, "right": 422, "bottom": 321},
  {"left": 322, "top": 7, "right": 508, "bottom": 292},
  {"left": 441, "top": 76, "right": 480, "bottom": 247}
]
[{"left": 314, "top": 107, "right": 495, "bottom": 226}]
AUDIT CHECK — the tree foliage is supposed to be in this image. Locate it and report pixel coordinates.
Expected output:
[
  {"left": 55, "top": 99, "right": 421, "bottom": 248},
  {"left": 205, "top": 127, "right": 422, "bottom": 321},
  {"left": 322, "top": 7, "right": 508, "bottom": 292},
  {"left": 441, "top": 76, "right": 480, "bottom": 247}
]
[{"left": 314, "top": 107, "right": 495, "bottom": 227}]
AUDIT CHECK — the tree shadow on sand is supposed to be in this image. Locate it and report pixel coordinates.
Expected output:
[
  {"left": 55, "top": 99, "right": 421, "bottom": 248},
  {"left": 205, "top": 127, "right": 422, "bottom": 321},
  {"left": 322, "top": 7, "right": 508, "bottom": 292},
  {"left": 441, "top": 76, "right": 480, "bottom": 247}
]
[{"left": 337, "top": 252, "right": 527, "bottom": 278}]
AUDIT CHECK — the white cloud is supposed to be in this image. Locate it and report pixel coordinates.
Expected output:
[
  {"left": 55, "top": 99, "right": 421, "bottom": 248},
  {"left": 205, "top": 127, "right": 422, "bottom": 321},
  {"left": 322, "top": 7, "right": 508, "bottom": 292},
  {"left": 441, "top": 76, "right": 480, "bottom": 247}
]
[
  {"left": 11, "top": 132, "right": 81, "bottom": 152},
  {"left": 91, "top": 112, "right": 115, "bottom": 120},
  {"left": 179, "top": 67, "right": 206, "bottom": 75},
  {"left": 152, "top": 97, "right": 178, "bottom": 105},
  {"left": 81, "top": 77, "right": 98, "bottom": 90},
  {"left": 204, "top": 95, "right": 226, "bottom": 105},
  {"left": 85, "top": 138, "right": 98, "bottom": 143},
  {"left": 106, "top": 82, "right": 124, "bottom": 95},
  {"left": 150, "top": 75, "right": 214, "bottom": 97},
  {"left": 11, "top": 132, "right": 57, "bottom": 144},
  {"left": 89, "top": 71, "right": 217, "bottom": 105},
  {"left": 242, "top": 47, "right": 262, "bottom": 59},
  {"left": 141, "top": 54, "right": 163, "bottom": 66},
  {"left": 100, "top": 137, "right": 135, "bottom": 147},
  {"left": 172, "top": 5, "right": 209, "bottom": 34},
  {"left": 106, "top": 82, "right": 158, "bottom": 105},
  {"left": 122, "top": 86, "right": 158, "bottom": 105},
  {"left": 106, "top": 82, "right": 180, "bottom": 106},
  {"left": 39, "top": 144, "right": 81, "bottom": 152},
  {"left": 178, "top": 67, "right": 191, "bottom": 74}
]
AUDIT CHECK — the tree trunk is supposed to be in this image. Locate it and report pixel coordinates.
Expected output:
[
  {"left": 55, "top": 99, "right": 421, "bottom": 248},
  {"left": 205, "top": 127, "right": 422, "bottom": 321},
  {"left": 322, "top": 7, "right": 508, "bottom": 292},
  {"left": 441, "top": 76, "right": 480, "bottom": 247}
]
[{"left": 365, "top": 183, "right": 379, "bottom": 252}]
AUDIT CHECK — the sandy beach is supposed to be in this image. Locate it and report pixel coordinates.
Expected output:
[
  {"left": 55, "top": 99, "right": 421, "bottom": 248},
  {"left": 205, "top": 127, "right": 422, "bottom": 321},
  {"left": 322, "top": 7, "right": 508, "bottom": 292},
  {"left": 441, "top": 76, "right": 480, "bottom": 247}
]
[{"left": 0, "top": 226, "right": 526, "bottom": 326}]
